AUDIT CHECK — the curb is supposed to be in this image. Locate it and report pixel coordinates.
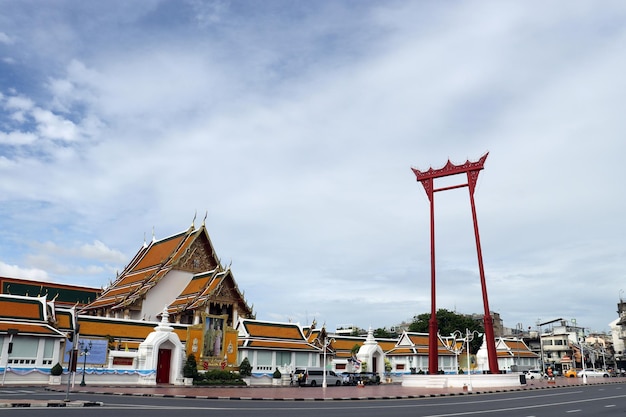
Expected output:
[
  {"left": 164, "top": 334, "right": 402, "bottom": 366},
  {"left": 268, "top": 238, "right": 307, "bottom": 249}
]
[{"left": 0, "top": 400, "right": 103, "bottom": 408}]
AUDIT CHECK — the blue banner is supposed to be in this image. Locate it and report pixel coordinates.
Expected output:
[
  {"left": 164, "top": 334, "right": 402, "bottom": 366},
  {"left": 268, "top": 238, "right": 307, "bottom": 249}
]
[{"left": 64, "top": 338, "right": 108, "bottom": 365}]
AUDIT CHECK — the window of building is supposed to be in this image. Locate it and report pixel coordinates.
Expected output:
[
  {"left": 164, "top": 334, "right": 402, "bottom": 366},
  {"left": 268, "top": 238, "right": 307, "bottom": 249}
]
[
  {"left": 255, "top": 351, "right": 272, "bottom": 371},
  {"left": 7, "top": 336, "right": 38, "bottom": 365},
  {"left": 295, "top": 352, "right": 309, "bottom": 367},
  {"left": 42, "top": 339, "right": 55, "bottom": 366},
  {"left": 276, "top": 351, "right": 291, "bottom": 367}
]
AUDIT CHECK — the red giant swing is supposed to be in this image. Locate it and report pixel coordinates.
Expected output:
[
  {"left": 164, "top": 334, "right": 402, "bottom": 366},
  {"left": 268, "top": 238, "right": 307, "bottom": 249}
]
[{"left": 412, "top": 153, "right": 500, "bottom": 376}]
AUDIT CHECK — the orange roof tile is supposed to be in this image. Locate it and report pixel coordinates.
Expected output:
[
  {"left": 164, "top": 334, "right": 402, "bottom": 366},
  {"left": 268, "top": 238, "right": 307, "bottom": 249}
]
[
  {"left": 0, "top": 321, "right": 65, "bottom": 337},
  {"left": 179, "top": 273, "right": 214, "bottom": 296},
  {"left": 243, "top": 322, "right": 305, "bottom": 340},
  {"left": 132, "top": 233, "right": 187, "bottom": 272},
  {"left": 243, "top": 340, "right": 315, "bottom": 350},
  {"left": 101, "top": 283, "right": 142, "bottom": 298},
  {"left": 115, "top": 268, "right": 158, "bottom": 286},
  {"left": 386, "top": 347, "right": 419, "bottom": 355},
  {"left": 0, "top": 298, "right": 44, "bottom": 320}
]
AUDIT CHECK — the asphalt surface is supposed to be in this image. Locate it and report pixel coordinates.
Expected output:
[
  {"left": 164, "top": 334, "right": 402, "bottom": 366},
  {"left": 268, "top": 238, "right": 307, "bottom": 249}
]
[{"left": 1, "top": 377, "right": 624, "bottom": 407}]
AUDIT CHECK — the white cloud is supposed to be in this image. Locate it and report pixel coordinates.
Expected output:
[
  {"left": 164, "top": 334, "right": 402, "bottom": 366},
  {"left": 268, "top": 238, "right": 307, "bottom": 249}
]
[
  {"left": 0, "top": 131, "right": 37, "bottom": 145},
  {"left": 32, "top": 240, "right": 127, "bottom": 264},
  {"left": 0, "top": 32, "right": 13, "bottom": 44},
  {"left": 0, "top": 261, "right": 50, "bottom": 282},
  {"left": 5, "top": 95, "right": 34, "bottom": 111},
  {"left": 32, "top": 108, "right": 78, "bottom": 141}
]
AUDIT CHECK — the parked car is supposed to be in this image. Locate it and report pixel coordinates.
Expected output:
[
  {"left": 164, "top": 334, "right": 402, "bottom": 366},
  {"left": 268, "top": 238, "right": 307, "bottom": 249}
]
[
  {"left": 577, "top": 369, "right": 610, "bottom": 378},
  {"left": 340, "top": 372, "right": 381, "bottom": 386},
  {"left": 524, "top": 370, "right": 543, "bottom": 379},
  {"left": 294, "top": 367, "right": 342, "bottom": 386},
  {"left": 563, "top": 368, "right": 577, "bottom": 378}
]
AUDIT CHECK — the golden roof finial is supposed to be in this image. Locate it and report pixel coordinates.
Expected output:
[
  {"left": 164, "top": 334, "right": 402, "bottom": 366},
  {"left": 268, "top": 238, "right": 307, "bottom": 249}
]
[
  {"left": 191, "top": 211, "right": 197, "bottom": 229},
  {"left": 202, "top": 210, "right": 208, "bottom": 227}
]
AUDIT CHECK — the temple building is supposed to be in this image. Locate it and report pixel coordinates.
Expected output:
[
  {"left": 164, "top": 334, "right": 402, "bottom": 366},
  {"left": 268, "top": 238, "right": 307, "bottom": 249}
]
[
  {"left": 0, "top": 218, "right": 538, "bottom": 386},
  {"left": 80, "top": 219, "right": 254, "bottom": 328}
]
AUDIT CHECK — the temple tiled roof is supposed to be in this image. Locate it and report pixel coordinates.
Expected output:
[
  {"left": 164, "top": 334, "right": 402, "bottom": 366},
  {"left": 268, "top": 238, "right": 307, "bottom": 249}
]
[
  {"left": 495, "top": 337, "right": 538, "bottom": 358},
  {"left": 0, "top": 277, "right": 100, "bottom": 307},
  {"left": 0, "top": 294, "right": 66, "bottom": 338},
  {"left": 0, "top": 321, "right": 65, "bottom": 337},
  {"left": 79, "top": 221, "right": 254, "bottom": 318},
  {"left": 237, "top": 319, "right": 319, "bottom": 352}
]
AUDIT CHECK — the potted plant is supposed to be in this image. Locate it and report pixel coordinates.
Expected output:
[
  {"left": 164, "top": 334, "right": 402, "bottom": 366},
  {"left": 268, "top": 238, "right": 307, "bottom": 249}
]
[
  {"left": 239, "top": 357, "right": 252, "bottom": 385},
  {"left": 182, "top": 354, "right": 198, "bottom": 386},
  {"left": 272, "top": 368, "right": 281, "bottom": 386},
  {"left": 384, "top": 359, "right": 393, "bottom": 383},
  {"left": 49, "top": 363, "right": 63, "bottom": 385}
]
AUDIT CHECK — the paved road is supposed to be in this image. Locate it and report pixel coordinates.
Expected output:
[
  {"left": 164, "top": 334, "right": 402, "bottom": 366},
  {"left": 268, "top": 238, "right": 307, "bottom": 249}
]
[{"left": 1, "top": 382, "right": 625, "bottom": 416}]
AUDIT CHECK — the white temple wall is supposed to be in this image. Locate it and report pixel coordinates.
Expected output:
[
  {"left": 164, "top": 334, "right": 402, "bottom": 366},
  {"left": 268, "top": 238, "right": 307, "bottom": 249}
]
[{"left": 141, "top": 270, "right": 193, "bottom": 321}]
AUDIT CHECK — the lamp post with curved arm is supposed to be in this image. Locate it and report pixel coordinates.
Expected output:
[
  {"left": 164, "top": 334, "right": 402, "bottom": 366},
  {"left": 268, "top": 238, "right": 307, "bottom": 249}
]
[
  {"left": 465, "top": 329, "right": 482, "bottom": 392},
  {"left": 79, "top": 340, "right": 92, "bottom": 387},
  {"left": 441, "top": 331, "right": 464, "bottom": 374},
  {"left": 321, "top": 335, "right": 336, "bottom": 388}
]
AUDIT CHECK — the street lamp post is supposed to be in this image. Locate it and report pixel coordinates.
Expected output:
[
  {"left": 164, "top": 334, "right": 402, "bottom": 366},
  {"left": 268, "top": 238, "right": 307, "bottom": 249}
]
[
  {"left": 579, "top": 329, "right": 587, "bottom": 384},
  {"left": 79, "top": 340, "right": 92, "bottom": 387},
  {"left": 441, "top": 331, "right": 464, "bottom": 374},
  {"left": 537, "top": 318, "right": 562, "bottom": 376},
  {"left": 321, "top": 334, "right": 335, "bottom": 388},
  {"left": 465, "top": 328, "right": 482, "bottom": 392}
]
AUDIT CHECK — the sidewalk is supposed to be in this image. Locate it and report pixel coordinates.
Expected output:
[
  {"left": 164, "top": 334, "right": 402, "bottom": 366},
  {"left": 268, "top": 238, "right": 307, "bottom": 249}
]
[{"left": 2, "top": 377, "right": 623, "bottom": 407}]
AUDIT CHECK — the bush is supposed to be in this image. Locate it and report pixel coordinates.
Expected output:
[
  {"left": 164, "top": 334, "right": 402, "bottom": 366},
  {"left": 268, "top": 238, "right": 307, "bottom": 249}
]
[
  {"left": 272, "top": 368, "right": 281, "bottom": 379},
  {"left": 50, "top": 363, "right": 63, "bottom": 376},
  {"left": 194, "top": 369, "right": 246, "bottom": 386},
  {"left": 239, "top": 357, "right": 252, "bottom": 377},
  {"left": 183, "top": 354, "right": 198, "bottom": 379}
]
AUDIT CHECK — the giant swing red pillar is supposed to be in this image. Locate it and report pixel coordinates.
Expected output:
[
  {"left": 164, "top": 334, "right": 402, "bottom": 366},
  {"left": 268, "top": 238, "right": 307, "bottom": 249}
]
[{"left": 412, "top": 153, "right": 500, "bottom": 375}]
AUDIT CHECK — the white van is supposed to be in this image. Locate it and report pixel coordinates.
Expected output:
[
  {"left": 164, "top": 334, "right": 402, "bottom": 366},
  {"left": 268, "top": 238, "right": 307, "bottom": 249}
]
[{"left": 294, "top": 367, "right": 342, "bottom": 387}]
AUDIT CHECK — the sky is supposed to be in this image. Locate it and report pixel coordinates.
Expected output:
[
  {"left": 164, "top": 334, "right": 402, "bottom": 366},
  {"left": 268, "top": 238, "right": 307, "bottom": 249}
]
[{"left": 1, "top": 0, "right": 625, "bottom": 336}]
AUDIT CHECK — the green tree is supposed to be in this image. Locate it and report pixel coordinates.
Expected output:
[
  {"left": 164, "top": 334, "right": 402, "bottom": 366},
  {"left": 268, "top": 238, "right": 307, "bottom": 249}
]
[
  {"left": 350, "top": 343, "right": 361, "bottom": 358},
  {"left": 409, "top": 309, "right": 484, "bottom": 353},
  {"left": 373, "top": 327, "right": 396, "bottom": 338}
]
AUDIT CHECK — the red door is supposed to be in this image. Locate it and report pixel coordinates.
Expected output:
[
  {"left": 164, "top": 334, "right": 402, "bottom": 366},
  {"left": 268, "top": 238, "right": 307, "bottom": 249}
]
[{"left": 156, "top": 349, "right": 171, "bottom": 384}]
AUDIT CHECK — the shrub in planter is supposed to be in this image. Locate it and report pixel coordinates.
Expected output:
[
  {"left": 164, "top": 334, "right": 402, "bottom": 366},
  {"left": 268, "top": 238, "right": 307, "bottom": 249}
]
[
  {"left": 239, "top": 357, "right": 252, "bottom": 377},
  {"left": 183, "top": 354, "right": 199, "bottom": 379},
  {"left": 194, "top": 369, "right": 246, "bottom": 386},
  {"left": 50, "top": 363, "right": 63, "bottom": 376},
  {"left": 272, "top": 368, "right": 281, "bottom": 379}
]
